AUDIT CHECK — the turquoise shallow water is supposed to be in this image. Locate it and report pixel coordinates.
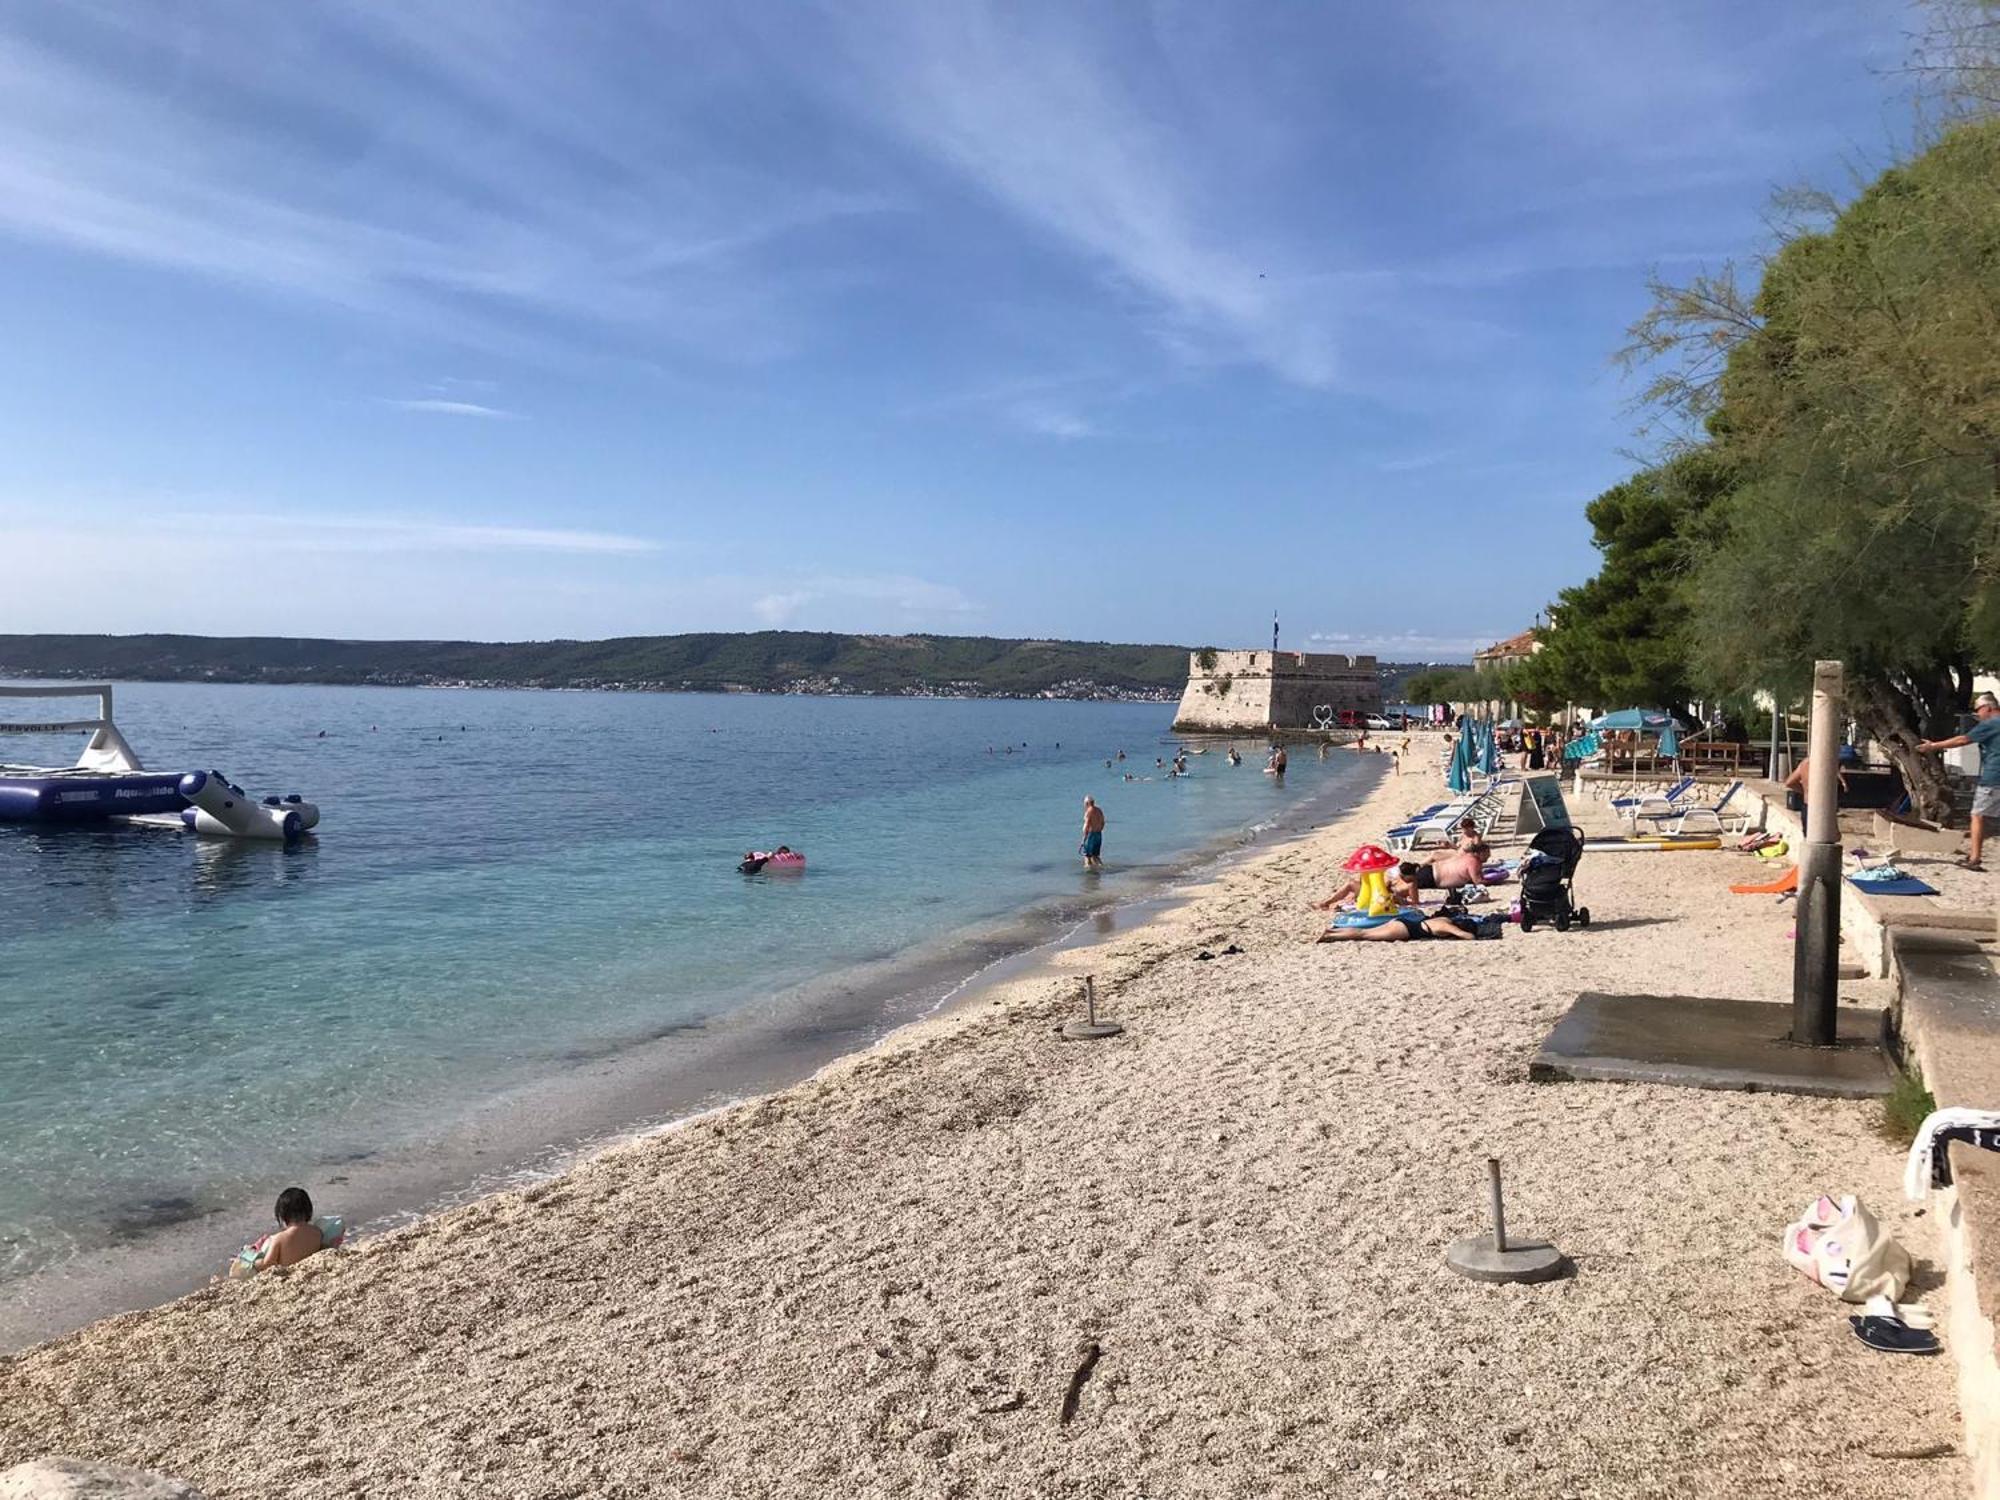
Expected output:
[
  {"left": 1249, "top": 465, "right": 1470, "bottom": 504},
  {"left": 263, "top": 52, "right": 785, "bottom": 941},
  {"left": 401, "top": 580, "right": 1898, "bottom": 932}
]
[{"left": 0, "top": 682, "right": 1372, "bottom": 1287}]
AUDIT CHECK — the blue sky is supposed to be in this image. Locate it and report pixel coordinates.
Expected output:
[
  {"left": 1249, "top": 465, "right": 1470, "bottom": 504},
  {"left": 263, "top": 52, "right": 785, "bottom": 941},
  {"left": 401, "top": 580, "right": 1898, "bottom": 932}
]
[{"left": 0, "top": 1, "right": 1911, "bottom": 657}]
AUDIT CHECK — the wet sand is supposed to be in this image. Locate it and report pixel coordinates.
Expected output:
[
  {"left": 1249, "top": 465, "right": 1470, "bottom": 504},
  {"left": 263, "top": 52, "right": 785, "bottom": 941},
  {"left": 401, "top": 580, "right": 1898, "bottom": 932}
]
[{"left": 0, "top": 763, "right": 1964, "bottom": 1497}]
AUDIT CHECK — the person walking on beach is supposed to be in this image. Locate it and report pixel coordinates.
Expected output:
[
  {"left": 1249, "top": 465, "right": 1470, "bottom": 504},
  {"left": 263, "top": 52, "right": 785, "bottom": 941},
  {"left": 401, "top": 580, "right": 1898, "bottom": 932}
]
[
  {"left": 1079, "top": 796, "right": 1106, "bottom": 870},
  {"left": 1919, "top": 692, "right": 2000, "bottom": 870}
]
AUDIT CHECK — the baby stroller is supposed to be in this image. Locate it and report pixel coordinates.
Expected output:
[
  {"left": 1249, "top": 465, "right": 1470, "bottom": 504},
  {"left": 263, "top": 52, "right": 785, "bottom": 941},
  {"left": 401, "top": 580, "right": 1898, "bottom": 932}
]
[{"left": 1518, "top": 826, "right": 1590, "bottom": 932}]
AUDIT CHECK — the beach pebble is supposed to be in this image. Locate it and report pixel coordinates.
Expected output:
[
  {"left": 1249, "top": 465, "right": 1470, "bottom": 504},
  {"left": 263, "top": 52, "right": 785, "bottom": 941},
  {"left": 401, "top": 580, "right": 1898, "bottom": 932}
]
[{"left": 0, "top": 1459, "right": 207, "bottom": 1500}]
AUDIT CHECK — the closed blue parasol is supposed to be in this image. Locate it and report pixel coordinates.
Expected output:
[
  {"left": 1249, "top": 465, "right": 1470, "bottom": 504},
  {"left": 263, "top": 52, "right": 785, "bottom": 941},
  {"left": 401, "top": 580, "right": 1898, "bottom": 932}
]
[
  {"left": 1479, "top": 719, "right": 1500, "bottom": 774},
  {"left": 1446, "top": 726, "right": 1472, "bottom": 791},
  {"left": 1657, "top": 719, "right": 1681, "bottom": 759}
]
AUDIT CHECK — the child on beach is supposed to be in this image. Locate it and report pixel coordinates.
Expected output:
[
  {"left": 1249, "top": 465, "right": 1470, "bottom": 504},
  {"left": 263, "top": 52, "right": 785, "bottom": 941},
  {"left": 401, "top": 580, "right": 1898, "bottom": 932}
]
[{"left": 227, "top": 1187, "right": 327, "bottom": 1279}]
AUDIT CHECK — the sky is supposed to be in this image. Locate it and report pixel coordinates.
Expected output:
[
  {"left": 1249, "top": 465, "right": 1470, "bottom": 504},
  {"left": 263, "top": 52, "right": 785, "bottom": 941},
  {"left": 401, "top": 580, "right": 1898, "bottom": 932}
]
[{"left": 0, "top": 0, "right": 1916, "bottom": 658}]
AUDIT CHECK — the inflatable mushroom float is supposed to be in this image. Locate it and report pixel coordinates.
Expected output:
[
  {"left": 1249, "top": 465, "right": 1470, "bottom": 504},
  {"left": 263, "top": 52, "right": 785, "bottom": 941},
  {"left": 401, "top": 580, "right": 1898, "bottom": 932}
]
[{"left": 1343, "top": 843, "right": 1402, "bottom": 920}]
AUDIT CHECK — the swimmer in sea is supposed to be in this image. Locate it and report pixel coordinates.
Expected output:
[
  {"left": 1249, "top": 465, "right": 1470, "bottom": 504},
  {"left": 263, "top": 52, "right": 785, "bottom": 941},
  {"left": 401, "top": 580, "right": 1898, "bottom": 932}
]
[{"left": 227, "top": 1187, "right": 325, "bottom": 1280}]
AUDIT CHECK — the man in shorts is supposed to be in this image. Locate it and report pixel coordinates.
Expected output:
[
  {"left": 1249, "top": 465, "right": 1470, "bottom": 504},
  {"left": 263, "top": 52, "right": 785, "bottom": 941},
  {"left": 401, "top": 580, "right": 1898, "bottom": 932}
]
[
  {"left": 1919, "top": 693, "right": 2000, "bottom": 870},
  {"left": 1079, "top": 796, "right": 1106, "bottom": 870}
]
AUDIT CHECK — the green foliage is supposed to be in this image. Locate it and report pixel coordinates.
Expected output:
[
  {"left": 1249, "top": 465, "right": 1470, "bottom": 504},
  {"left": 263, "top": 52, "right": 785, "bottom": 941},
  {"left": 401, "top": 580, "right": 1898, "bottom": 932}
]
[
  {"left": 1515, "top": 452, "right": 1732, "bottom": 713},
  {"left": 1195, "top": 647, "right": 1218, "bottom": 671},
  {"left": 1596, "top": 119, "right": 2000, "bottom": 816},
  {"left": 1689, "top": 122, "right": 2000, "bottom": 812},
  {"left": 1881, "top": 1067, "right": 1939, "bottom": 1147},
  {"left": 1404, "top": 666, "right": 1491, "bottom": 705}
]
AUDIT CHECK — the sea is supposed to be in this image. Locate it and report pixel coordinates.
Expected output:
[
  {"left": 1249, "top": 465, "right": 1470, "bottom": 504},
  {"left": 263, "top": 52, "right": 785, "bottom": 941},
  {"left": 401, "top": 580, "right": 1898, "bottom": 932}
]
[{"left": 0, "top": 681, "right": 1379, "bottom": 1346}]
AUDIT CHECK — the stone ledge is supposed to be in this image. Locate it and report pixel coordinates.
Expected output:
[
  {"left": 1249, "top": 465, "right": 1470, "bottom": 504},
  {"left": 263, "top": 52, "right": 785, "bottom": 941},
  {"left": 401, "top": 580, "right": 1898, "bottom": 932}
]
[
  {"left": 0, "top": 1459, "right": 207, "bottom": 1499},
  {"left": 1896, "top": 937, "right": 2000, "bottom": 1498}
]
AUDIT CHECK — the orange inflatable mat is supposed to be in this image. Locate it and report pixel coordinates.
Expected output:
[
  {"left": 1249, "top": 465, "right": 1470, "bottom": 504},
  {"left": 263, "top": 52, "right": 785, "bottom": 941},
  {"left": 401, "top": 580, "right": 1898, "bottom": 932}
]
[{"left": 1730, "top": 866, "right": 1799, "bottom": 895}]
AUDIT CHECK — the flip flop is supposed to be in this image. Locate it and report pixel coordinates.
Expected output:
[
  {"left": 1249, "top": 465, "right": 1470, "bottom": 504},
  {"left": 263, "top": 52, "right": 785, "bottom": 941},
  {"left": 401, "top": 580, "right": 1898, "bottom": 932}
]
[
  {"left": 1957, "top": 858, "right": 1985, "bottom": 872},
  {"left": 1850, "top": 1315, "right": 1941, "bottom": 1355},
  {"left": 1194, "top": 950, "right": 1216, "bottom": 961}
]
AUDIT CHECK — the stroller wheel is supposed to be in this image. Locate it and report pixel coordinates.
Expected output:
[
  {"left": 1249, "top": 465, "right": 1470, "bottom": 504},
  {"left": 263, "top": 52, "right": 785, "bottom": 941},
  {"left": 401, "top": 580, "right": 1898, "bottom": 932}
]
[
  {"left": 1576, "top": 908, "right": 1591, "bottom": 927},
  {"left": 1555, "top": 912, "right": 1571, "bottom": 933},
  {"left": 1519, "top": 912, "right": 1535, "bottom": 933}
]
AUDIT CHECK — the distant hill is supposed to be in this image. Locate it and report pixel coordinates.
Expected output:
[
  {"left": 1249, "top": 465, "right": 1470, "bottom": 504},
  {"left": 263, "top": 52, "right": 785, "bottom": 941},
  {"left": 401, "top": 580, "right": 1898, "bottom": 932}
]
[
  {"left": 0, "top": 632, "right": 1195, "bottom": 700},
  {"left": 0, "top": 634, "right": 1456, "bottom": 705}
]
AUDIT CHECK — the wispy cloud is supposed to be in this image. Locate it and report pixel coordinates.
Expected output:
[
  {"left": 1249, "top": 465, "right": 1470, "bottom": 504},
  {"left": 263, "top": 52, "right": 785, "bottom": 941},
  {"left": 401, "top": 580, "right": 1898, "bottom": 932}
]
[
  {"left": 0, "top": 6, "right": 894, "bottom": 360},
  {"left": 1376, "top": 452, "right": 1451, "bottom": 474},
  {"left": 385, "top": 398, "right": 522, "bottom": 420},
  {"left": 903, "top": 368, "right": 1140, "bottom": 440},
  {"left": 1013, "top": 406, "right": 1093, "bottom": 440},
  {"left": 819, "top": 5, "right": 1338, "bottom": 387},
  {"left": 1308, "top": 629, "right": 1507, "bottom": 661},
  {"left": 750, "top": 574, "right": 978, "bottom": 627},
  {"left": 198, "top": 514, "right": 659, "bottom": 555}
]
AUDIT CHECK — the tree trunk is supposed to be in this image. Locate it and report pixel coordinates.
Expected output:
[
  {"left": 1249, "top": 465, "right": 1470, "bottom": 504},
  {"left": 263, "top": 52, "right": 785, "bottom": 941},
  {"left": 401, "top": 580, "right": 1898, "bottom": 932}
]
[{"left": 1851, "top": 672, "right": 1958, "bottom": 823}]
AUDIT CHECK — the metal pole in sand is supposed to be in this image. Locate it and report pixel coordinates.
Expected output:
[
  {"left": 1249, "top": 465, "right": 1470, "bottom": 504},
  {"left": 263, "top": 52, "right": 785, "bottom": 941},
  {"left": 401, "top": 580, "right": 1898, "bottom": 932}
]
[
  {"left": 1446, "top": 1160, "right": 1566, "bottom": 1284},
  {"left": 1791, "top": 660, "right": 1844, "bottom": 1047},
  {"left": 1061, "top": 975, "right": 1124, "bottom": 1041},
  {"left": 1485, "top": 1157, "right": 1508, "bottom": 1252},
  {"left": 1766, "top": 690, "right": 1781, "bottom": 784}
]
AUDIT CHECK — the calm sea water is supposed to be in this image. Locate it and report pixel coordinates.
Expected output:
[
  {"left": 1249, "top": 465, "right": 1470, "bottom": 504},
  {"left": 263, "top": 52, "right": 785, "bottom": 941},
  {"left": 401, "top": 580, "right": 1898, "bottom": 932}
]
[{"left": 0, "top": 682, "right": 1373, "bottom": 1290}]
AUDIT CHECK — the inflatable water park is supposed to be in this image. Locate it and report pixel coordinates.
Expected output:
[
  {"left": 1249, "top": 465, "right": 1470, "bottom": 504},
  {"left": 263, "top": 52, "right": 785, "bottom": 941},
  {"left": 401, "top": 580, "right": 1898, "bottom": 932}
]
[{"left": 0, "top": 684, "right": 319, "bottom": 841}]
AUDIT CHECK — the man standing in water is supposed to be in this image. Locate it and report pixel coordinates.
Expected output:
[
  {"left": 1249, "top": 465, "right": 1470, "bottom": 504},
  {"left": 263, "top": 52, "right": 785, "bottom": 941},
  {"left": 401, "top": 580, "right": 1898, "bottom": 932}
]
[{"left": 1080, "top": 796, "right": 1106, "bottom": 870}]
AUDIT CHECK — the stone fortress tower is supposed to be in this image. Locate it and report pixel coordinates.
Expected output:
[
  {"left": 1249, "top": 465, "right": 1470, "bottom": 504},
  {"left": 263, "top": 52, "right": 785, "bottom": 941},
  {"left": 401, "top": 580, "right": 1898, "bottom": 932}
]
[{"left": 1171, "top": 649, "right": 1382, "bottom": 734}]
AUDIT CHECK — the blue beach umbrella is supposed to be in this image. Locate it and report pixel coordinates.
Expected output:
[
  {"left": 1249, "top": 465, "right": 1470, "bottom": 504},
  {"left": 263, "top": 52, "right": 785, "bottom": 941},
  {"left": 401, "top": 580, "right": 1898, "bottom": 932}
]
[
  {"left": 1446, "top": 728, "right": 1472, "bottom": 792},
  {"left": 1563, "top": 730, "right": 1601, "bottom": 761},
  {"left": 1657, "top": 719, "right": 1681, "bottom": 759},
  {"left": 1479, "top": 720, "right": 1500, "bottom": 774},
  {"left": 1588, "top": 707, "right": 1675, "bottom": 733}
]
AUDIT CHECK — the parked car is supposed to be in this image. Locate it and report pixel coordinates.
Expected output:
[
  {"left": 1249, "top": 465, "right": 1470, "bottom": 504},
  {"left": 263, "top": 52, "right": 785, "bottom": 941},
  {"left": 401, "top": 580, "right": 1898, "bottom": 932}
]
[{"left": 1365, "top": 714, "right": 1394, "bottom": 731}]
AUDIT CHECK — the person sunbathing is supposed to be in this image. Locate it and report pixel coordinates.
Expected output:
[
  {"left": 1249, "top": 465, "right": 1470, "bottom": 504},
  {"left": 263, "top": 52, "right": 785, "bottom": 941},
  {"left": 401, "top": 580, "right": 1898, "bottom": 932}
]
[
  {"left": 1319, "top": 909, "right": 1480, "bottom": 942},
  {"left": 1315, "top": 844, "right": 1492, "bottom": 911},
  {"left": 1399, "top": 842, "right": 1490, "bottom": 895}
]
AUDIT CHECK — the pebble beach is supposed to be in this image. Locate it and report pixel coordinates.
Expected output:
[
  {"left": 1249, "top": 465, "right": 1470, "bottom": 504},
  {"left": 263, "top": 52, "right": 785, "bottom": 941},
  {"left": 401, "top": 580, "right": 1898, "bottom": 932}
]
[{"left": 0, "top": 762, "right": 1966, "bottom": 1497}]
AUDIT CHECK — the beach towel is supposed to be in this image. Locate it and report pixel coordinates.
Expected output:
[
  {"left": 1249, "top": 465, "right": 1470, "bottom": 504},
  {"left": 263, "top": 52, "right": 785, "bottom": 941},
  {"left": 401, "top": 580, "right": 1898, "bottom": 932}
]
[
  {"left": 1844, "top": 874, "right": 1939, "bottom": 897},
  {"left": 1781, "top": 1194, "right": 1910, "bottom": 1304},
  {"left": 1904, "top": 1109, "right": 2000, "bottom": 1197}
]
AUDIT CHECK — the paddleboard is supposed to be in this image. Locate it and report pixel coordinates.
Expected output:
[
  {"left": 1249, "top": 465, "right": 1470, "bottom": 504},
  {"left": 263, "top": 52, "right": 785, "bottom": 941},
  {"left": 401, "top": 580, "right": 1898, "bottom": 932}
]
[{"left": 1584, "top": 837, "right": 1722, "bottom": 853}]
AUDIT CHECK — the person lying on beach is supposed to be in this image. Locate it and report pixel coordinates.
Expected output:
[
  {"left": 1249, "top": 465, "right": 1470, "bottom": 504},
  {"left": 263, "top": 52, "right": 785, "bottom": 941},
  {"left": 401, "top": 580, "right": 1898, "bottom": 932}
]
[
  {"left": 1396, "top": 843, "right": 1490, "bottom": 897},
  {"left": 1312, "top": 843, "right": 1490, "bottom": 910},
  {"left": 1318, "top": 910, "right": 1479, "bottom": 942},
  {"left": 227, "top": 1187, "right": 325, "bottom": 1280}
]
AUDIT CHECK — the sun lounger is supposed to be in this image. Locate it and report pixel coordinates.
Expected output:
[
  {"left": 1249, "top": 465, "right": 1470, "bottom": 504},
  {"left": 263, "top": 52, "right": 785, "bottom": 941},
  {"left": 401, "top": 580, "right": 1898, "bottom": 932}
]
[
  {"left": 1661, "top": 781, "right": 1749, "bottom": 836},
  {"left": 1614, "top": 776, "right": 1694, "bottom": 824},
  {"left": 1388, "top": 789, "right": 1506, "bottom": 850}
]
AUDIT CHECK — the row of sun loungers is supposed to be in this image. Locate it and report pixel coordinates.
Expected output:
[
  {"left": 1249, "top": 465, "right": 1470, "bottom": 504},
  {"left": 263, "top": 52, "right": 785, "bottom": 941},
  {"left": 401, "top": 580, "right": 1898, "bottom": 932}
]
[
  {"left": 1386, "top": 786, "right": 1511, "bottom": 850},
  {"left": 1610, "top": 776, "right": 1750, "bottom": 835}
]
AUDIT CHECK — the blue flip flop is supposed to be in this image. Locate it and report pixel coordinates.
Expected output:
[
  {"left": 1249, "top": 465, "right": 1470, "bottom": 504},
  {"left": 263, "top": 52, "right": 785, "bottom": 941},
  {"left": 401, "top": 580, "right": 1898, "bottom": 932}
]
[{"left": 1851, "top": 1315, "right": 1941, "bottom": 1355}]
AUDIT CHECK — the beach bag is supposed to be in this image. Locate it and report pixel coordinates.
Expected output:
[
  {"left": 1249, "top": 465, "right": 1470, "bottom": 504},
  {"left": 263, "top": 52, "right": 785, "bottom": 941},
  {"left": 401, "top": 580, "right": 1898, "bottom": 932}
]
[{"left": 1781, "top": 1195, "right": 1909, "bottom": 1304}]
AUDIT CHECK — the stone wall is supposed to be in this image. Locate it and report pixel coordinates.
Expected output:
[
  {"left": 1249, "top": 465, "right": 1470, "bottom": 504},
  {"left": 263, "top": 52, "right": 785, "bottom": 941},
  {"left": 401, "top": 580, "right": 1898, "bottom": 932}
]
[{"left": 1171, "top": 650, "right": 1380, "bottom": 733}]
